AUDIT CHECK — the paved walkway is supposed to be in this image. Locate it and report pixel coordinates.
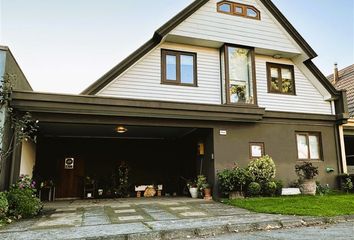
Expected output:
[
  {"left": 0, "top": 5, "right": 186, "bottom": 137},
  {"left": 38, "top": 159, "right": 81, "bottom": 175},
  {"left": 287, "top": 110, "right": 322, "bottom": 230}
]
[{"left": 0, "top": 198, "right": 350, "bottom": 240}]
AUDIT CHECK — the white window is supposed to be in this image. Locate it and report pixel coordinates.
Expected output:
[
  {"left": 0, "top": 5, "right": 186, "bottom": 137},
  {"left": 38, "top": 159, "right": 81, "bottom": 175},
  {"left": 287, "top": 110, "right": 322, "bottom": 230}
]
[{"left": 296, "top": 132, "right": 322, "bottom": 161}]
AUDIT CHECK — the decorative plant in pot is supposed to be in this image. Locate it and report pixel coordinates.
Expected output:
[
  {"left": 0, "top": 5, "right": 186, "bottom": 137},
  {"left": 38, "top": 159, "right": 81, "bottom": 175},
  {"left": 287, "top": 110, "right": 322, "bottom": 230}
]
[
  {"left": 197, "top": 175, "right": 212, "bottom": 200},
  {"left": 187, "top": 179, "right": 198, "bottom": 198},
  {"left": 295, "top": 162, "right": 319, "bottom": 195}
]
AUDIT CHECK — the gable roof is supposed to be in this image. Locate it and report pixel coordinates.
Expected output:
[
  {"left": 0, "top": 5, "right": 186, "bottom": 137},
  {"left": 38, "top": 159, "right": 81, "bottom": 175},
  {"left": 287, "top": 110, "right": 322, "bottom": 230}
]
[
  {"left": 329, "top": 64, "right": 354, "bottom": 117},
  {"left": 81, "top": 0, "right": 328, "bottom": 95}
]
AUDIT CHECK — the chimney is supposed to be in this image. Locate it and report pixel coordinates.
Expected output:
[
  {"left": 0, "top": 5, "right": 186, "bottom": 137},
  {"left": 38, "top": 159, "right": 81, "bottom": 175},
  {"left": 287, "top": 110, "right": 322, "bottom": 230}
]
[{"left": 333, "top": 63, "right": 339, "bottom": 83}]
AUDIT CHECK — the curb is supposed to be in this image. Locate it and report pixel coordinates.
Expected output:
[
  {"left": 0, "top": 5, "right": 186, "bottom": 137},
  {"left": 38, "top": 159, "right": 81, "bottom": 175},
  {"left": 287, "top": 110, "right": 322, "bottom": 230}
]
[{"left": 82, "top": 216, "right": 354, "bottom": 240}]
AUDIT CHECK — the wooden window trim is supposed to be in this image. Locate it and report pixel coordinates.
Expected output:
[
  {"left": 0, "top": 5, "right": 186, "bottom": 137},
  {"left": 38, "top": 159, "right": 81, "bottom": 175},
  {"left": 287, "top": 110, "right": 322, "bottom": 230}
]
[
  {"left": 222, "top": 43, "right": 258, "bottom": 106},
  {"left": 161, "top": 49, "right": 198, "bottom": 87},
  {"left": 295, "top": 132, "right": 323, "bottom": 161},
  {"left": 249, "top": 142, "right": 265, "bottom": 159},
  {"left": 266, "top": 62, "right": 296, "bottom": 95},
  {"left": 217, "top": 1, "right": 261, "bottom": 20}
]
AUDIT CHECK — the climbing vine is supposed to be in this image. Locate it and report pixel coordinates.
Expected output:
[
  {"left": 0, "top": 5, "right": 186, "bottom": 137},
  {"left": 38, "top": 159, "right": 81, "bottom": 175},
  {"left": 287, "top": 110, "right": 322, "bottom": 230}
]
[{"left": 0, "top": 74, "right": 39, "bottom": 175}]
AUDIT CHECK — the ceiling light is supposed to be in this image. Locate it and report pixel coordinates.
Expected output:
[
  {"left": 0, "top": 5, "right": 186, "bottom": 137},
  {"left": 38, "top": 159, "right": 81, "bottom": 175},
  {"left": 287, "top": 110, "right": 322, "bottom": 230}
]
[
  {"left": 272, "top": 54, "right": 282, "bottom": 59},
  {"left": 116, "top": 126, "right": 128, "bottom": 133}
]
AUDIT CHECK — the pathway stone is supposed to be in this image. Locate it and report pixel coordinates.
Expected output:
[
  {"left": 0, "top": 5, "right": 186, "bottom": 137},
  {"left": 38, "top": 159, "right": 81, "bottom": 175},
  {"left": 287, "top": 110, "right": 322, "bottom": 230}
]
[
  {"left": 114, "top": 209, "right": 136, "bottom": 214},
  {"left": 180, "top": 211, "right": 207, "bottom": 217},
  {"left": 118, "top": 215, "right": 144, "bottom": 221},
  {"left": 147, "top": 211, "right": 178, "bottom": 220},
  {"left": 170, "top": 206, "right": 191, "bottom": 211}
]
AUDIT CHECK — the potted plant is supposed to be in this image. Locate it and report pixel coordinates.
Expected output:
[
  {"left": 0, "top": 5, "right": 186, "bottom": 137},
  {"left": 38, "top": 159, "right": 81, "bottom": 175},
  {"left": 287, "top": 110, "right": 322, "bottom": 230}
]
[
  {"left": 197, "top": 175, "right": 212, "bottom": 200},
  {"left": 217, "top": 166, "right": 250, "bottom": 199},
  {"left": 187, "top": 179, "right": 198, "bottom": 198},
  {"left": 295, "top": 162, "right": 319, "bottom": 195}
]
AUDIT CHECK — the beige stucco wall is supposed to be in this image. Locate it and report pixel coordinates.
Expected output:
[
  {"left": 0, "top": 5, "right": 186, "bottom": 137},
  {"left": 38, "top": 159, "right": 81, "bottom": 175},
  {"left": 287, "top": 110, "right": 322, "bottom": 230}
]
[{"left": 19, "top": 140, "right": 36, "bottom": 177}]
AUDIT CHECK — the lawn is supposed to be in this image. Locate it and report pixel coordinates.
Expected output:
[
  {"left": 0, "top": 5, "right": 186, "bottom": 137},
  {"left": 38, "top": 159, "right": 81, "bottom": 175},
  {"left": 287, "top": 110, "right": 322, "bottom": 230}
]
[{"left": 224, "top": 194, "right": 354, "bottom": 217}]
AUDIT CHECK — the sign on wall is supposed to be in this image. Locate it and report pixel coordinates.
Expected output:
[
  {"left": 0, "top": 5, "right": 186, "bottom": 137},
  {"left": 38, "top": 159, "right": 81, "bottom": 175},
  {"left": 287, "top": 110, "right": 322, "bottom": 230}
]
[{"left": 64, "top": 158, "right": 74, "bottom": 169}]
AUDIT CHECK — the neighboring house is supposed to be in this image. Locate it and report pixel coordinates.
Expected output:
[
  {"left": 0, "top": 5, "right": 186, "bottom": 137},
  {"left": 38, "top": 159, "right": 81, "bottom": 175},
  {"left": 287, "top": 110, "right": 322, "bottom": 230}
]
[
  {"left": 329, "top": 64, "right": 354, "bottom": 174},
  {"left": 2, "top": 0, "right": 348, "bottom": 198},
  {"left": 0, "top": 46, "right": 33, "bottom": 190}
]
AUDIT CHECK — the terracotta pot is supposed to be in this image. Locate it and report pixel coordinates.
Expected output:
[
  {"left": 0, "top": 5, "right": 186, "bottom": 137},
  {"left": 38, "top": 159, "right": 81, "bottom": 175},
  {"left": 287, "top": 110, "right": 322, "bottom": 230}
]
[
  {"left": 203, "top": 188, "right": 212, "bottom": 199},
  {"left": 189, "top": 187, "right": 198, "bottom": 198},
  {"left": 300, "top": 179, "right": 316, "bottom": 195},
  {"left": 229, "top": 191, "right": 244, "bottom": 199}
]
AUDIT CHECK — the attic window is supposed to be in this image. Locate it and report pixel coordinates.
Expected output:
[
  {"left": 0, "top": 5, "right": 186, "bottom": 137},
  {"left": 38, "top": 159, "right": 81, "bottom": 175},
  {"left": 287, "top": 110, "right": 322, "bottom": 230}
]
[{"left": 217, "top": 1, "right": 260, "bottom": 20}]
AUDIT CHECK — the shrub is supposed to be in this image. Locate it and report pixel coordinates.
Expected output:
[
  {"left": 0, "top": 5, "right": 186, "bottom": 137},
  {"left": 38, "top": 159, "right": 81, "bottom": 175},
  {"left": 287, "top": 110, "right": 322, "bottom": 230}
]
[
  {"left": 197, "top": 175, "right": 209, "bottom": 191},
  {"left": 247, "top": 155, "right": 276, "bottom": 184},
  {"left": 7, "top": 188, "right": 42, "bottom": 218},
  {"left": 247, "top": 182, "right": 261, "bottom": 197},
  {"left": 342, "top": 176, "right": 353, "bottom": 193},
  {"left": 316, "top": 182, "right": 330, "bottom": 196},
  {"left": 0, "top": 192, "right": 8, "bottom": 219},
  {"left": 217, "top": 166, "right": 253, "bottom": 196},
  {"left": 7, "top": 175, "right": 42, "bottom": 218},
  {"left": 273, "top": 179, "right": 283, "bottom": 196},
  {"left": 295, "top": 162, "right": 318, "bottom": 180},
  {"left": 263, "top": 181, "right": 277, "bottom": 196}
]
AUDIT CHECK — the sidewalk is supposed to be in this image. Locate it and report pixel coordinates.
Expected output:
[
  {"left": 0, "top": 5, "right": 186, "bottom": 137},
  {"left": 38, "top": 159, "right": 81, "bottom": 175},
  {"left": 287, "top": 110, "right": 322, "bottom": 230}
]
[{"left": 0, "top": 198, "right": 352, "bottom": 240}]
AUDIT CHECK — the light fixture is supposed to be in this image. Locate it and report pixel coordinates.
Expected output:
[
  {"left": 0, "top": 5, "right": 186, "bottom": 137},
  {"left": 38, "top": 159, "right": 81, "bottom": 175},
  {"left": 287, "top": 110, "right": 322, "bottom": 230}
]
[
  {"left": 116, "top": 126, "right": 128, "bottom": 133},
  {"left": 272, "top": 54, "right": 282, "bottom": 59}
]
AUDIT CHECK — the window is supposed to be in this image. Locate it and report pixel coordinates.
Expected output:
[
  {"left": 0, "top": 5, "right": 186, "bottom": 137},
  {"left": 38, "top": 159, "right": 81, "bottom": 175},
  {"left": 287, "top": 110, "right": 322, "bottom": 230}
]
[
  {"left": 221, "top": 44, "right": 256, "bottom": 104},
  {"left": 267, "top": 63, "right": 295, "bottom": 95},
  {"left": 161, "top": 49, "right": 197, "bottom": 86},
  {"left": 250, "top": 143, "right": 265, "bottom": 158},
  {"left": 217, "top": 1, "right": 260, "bottom": 20},
  {"left": 296, "top": 132, "right": 322, "bottom": 161}
]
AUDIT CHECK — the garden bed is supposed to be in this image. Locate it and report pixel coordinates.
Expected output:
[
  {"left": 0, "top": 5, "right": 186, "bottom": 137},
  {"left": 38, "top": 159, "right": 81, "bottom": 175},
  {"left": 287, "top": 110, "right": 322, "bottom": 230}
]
[{"left": 224, "top": 194, "right": 354, "bottom": 217}]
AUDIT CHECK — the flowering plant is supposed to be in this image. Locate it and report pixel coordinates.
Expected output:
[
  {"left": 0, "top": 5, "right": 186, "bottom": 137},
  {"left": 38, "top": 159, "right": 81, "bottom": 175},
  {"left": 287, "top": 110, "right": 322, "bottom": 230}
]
[{"left": 13, "top": 175, "right": 37, "bottom": 192}]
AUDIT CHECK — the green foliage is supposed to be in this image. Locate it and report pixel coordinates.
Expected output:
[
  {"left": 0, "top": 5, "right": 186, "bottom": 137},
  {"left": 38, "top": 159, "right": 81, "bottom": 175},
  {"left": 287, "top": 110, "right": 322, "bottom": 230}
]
[
  {"left": 7, "top": 175, "right": 42, "bottom": 218},
  {"left": 342, "top": 176, "right": 353, "bottom": 193},
  {"left": 0, "top": 192, "right": 8, "bottom": 219},
  {"left": 217, "top": 166, "right": 252, "bottom": 196},
  {"left": 263, "top": 181, "right": 277, "bottom": 197},
  {"left": 273, "top": 179, "right": 283, "bottom": 196},
  {"left": 316, "top": 182, "right": 331, "bottom": 196},
  {"left": 7, "top": 188, "right": 42, "bottom": 218},
  {"left": 112, "top": 162, "right": 130, "bottom": 198},
  {"left": 247, "top": 182, "right": 261, "bottom": 197},
  {"left": 295, "top": 162, "right": 319, "bottom": 180},
  {"left": 247, "top": 155, "right": 276, "bottom": 184},
  {"left": 197, "top": 175, "right": 209, "bottom": 191}
]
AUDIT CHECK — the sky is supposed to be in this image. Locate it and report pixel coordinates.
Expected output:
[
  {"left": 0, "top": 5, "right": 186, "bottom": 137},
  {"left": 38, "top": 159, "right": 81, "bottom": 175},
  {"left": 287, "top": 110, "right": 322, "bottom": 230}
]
[{"left": 0, "top": 0, "right": 353, "bottom": 94}]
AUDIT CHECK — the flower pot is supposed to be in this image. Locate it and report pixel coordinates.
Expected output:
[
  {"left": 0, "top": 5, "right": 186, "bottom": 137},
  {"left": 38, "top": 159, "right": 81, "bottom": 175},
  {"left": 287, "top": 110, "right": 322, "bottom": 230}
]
[
  {"left": 229, "top": 191, "right": 244, "bottom": 199},
  {"left": 203, "top": 188, "right": 212, "bottom": 200},
  {"left": 300, "top": 179, "right": 316, "bottom": 195},
  {"left": 189, "top": 187, "right": 198, "bottom": 198}
]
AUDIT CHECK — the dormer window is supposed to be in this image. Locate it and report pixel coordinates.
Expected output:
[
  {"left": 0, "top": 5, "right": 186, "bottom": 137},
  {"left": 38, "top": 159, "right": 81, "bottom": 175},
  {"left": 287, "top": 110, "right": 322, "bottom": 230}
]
[{"left": 217, "top": 1, "right": 260, "bottom": 20}]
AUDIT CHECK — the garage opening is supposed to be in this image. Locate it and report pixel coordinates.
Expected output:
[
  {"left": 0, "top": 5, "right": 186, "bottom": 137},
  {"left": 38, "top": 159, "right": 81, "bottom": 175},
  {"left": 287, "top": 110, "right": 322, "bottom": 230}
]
[{"left": 33, "top": 123, "right": 214, "bottom": 200}]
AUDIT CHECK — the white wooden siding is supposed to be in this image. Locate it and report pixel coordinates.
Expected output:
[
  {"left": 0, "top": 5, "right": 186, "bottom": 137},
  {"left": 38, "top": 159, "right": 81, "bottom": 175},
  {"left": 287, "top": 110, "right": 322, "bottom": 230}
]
[
  {"left": 170, "top": 0, "right": 301, "bottom": 54},
  {"left": 255, "top": 55, "right": 332, "bottom": 115},
  {"left": 98, "top": 42, "right": 222, "bottom": 104}
]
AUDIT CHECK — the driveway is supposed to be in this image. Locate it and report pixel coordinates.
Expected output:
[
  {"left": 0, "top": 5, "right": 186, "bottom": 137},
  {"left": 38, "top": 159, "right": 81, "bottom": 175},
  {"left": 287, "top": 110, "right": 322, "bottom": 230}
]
[{"left": 0, "top": 198, "right": 343, "bottom": 240}]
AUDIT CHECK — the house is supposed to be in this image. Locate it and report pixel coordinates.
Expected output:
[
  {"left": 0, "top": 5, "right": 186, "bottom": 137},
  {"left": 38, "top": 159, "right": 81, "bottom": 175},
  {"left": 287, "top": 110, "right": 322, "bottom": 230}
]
[
  {"left": 0, "top": 46, "right": 33, "bottom": 190},
  {"left": 329, "top": 64, "right": 354, "bottom": 174},
  {"left": 1, "top": 0, "right": 348, "bottom": 198}
]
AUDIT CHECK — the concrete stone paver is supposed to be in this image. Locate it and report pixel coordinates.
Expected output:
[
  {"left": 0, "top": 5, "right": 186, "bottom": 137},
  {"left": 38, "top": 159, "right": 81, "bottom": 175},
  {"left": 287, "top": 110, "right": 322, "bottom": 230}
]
[{"left": 0, "top": 198, "right": 351, "bottom": 240}]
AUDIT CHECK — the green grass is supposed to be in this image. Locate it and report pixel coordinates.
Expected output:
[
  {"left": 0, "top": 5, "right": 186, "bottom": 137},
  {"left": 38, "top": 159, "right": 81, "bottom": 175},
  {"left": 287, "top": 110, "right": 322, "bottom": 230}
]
[{"left": 224, "top": 194, "right": 354, "bottom": 217}]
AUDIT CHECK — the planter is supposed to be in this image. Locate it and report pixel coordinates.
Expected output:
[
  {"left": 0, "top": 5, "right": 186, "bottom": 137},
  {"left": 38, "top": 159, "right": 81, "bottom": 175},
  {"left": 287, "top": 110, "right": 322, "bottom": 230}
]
[
  {"left": 189, "top": 187, "right": 198, "bottom": 198},
  {"left": 300, "top": 179, "right": 316, "bottom": 195},
  {"left": 229, "top": 191, "right": 244, "bottom": 199},
  {"left": 203, "top": 188, "right": 212, "bottom": 200}
]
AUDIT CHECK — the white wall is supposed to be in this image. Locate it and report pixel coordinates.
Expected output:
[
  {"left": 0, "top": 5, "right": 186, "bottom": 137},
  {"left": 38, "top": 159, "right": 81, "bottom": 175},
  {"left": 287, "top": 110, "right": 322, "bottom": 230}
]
[
  {"left": 170, "top": 0, "right": 301, "bottom": 54},
  {"left": 255, "top": 55, "right": 332, "bottom": 114},
  {"left": 19, "top": 140, "right": 36, "bottom": 178},
  {"left": 98, "top": 42, "right": 222, "bottom": 104}
]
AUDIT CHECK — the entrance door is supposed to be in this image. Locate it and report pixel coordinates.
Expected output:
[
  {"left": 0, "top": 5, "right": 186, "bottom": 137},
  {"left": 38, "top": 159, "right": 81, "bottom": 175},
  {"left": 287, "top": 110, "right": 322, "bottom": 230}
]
[{"left": 56, "top": 157, "right": 84, "bottom": 199}]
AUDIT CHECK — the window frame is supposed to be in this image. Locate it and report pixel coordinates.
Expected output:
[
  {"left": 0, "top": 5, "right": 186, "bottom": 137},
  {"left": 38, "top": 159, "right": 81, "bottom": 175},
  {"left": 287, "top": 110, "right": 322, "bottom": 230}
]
[
  {"left": 222, "top": 43, "right": 258, "bottom": 105},
  {"left": 249, "top": 142, "right": 265, "bottom": 159},
  {"left": 295, "top": 132, "right": 323, "bottom": 161},
  {"left": 161, "top": 49, "right": 198, "bottom": 87},
  {"left": 266, "top": 62, "right": 296, "bottom": 95},
  {"left": 217, "top": 1, "right": 261, "bottom": 20}
]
